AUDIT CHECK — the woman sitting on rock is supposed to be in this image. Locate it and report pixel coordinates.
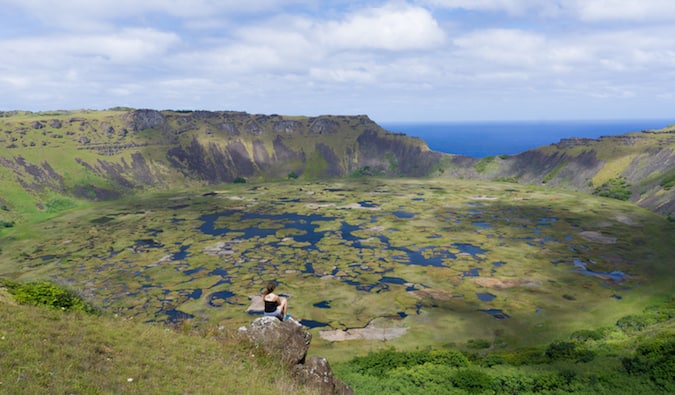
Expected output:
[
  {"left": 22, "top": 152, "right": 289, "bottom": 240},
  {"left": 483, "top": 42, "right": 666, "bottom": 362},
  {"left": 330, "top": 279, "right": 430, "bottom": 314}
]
[{"left": 263, "top": 281, "right": 289, "bottom": 320}]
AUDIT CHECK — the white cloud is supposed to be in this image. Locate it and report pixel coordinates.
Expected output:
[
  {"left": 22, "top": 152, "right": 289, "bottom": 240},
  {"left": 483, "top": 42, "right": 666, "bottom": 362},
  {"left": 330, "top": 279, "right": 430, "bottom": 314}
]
[
  {"left": 573, "top": 0, "right": 675, "bottom": 22},
  {"left": 320, "top": 4, "right": 446, "bottom": 51}
]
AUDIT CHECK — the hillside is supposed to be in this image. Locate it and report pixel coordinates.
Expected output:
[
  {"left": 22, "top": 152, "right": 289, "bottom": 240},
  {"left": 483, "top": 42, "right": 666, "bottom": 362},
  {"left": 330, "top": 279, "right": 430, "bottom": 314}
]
[
  {"left": 0, "top": 286, "right": 317, "bottom": 394},
  {"left": 0, "top": 109, "right": 673, "bottom": 227},
  {"left": 438, "top": 126, "right": 675, "bottom": 217},
  {"left": 0, "top": 109, "right": 441, "bottom": 225}
]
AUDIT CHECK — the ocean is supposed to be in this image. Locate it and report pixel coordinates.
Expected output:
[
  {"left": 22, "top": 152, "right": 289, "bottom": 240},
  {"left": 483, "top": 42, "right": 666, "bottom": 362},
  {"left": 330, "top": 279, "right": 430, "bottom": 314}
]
[{"left": 379, "top": 120, "right": 675, "bottom": 158}]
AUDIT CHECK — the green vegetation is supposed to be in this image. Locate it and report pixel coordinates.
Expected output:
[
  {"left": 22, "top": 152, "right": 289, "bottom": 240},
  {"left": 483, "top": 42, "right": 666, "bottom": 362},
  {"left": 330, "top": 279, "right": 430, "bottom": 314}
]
[
  {"left": 473, "top": 156, "right": 495, "bottom": 173},
  {"left": 593, "top": 176, "right": 632, "bottom": 201},
  {"left": 233, "top": 176, "right": 247, "bottom": 183},
  {"left": 0, "top": 287, "right": 315, "bottom": 394},
  {"left": 661, "top": 171, "right": 675, "bottom": 190},
  {"left": 1, "top": 279, "right": 99, "bottom": 314},
  {"left": 335, "top": 299, "right": 675, "bottom": 394},
  {"left": 542, "top": 162, "right": 566, "bottom": 184}
]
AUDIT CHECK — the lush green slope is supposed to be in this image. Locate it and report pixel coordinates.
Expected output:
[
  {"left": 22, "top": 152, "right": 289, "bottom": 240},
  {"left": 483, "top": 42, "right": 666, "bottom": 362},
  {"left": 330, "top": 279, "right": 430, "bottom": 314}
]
[{"left": 0, "top": 286, "right": 315, "bottom": 394}]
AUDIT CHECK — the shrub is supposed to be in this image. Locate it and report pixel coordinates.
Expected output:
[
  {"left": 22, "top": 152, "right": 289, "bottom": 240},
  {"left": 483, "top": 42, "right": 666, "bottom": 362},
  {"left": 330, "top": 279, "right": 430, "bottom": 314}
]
[
  {"left": 570, "top": 328, "right": 607, "bottom": 342},
  {"left": 233, "top": 177, "right": 247, "bottom": 184},
  {"left": 593, "top": 176, "right": 631, "bottom": 201},
  {"left": 287, "top": 172, "right": 298, "bottom": 179},
  {"left": 660, "top": 171, "right": 675, "bottom": 190},
  {"left": 616, "top": 313, "right": 662, "bottom": 332},
  {"left": 1, "top": 279, "right": 99, "bottom": 314},
  {"left": 499, "top": 348, "right": 546, "bottom": 366},
  {"left": 545, "top": 340, "right": 595, "bottom": 362},
  {"left": 452, "top": 368, "right": 493, "bottom": 392},
  {"left": 622, "top": 336, "right": 675, "bottom": 390},
  {"left": 467, "top": 339, "right": 492, "bottom": 349},
  {"left": 348, "top": 348, "right": 468, "bottom": 378}
]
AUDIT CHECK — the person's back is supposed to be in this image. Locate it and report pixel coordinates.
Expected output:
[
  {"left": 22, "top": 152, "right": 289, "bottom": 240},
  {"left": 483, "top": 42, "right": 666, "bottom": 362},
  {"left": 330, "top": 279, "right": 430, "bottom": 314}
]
[{"left": 263, "top": 281, "right": 288, "bottom": 320}]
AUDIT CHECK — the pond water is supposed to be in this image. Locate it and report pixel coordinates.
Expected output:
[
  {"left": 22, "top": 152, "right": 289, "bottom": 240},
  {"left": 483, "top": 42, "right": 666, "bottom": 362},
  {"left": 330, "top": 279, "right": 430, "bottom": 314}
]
[
  {"left": 463, "top": 268, "right": 481, "bottom": 277},
  {"left": 300, "top": 319, "right": 330, "bottom": 328},
  {"left": 573, "top": 258, "right": 626, "bottom": 281},
  {"left": 208, "top": 290, "right": 235, "bottom": 307},
  {"left": 392, "top": 211, "right": 415, "bottom": 219},
  {"left": 476, "top": 292, "right": 496, "bottom": 302},
  {"left": 480, "top": 309, "right": 510, "bottom": 320},
  {"left": 314, "top": 301, "right": 331, "bottom": 309}
]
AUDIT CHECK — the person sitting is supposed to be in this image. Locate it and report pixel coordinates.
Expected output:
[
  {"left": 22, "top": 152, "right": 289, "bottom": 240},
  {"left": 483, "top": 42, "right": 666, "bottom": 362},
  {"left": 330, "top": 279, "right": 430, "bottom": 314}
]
[{"left": 263, "top": 281, "right": 288, "bottom": 320}]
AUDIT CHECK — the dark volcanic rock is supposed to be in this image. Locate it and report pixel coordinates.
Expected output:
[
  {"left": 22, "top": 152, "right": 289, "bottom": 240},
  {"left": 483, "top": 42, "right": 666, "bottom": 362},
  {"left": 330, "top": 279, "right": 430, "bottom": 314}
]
[
  {"left": 310, "top": 118, "right": 340, "bottom": 134},
  {"left": 124, "top": 109, "right": 166, "bottom": 132},
  {"left": 273, "top": 120, "right": 303, "bottom": 134}
]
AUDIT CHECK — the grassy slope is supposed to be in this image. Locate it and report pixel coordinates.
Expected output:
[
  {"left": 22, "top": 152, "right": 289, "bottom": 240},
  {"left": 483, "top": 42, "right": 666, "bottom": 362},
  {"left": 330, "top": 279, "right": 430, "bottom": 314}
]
[{"left": 0, "top": 288, "right": 315, "bottom": 394}]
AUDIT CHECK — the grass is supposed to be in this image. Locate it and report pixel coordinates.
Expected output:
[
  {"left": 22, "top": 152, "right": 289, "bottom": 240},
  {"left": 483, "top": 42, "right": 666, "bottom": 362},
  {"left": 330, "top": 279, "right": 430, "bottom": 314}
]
[{"left": 0, "top": 288, "right": 316, "bottom": 394}]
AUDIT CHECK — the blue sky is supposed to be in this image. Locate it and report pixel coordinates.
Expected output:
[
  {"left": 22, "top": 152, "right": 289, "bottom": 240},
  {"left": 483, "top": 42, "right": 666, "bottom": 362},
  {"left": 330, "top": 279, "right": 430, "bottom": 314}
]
[{"left": 1, "top": 0, "right": 674, "bottom": 122}]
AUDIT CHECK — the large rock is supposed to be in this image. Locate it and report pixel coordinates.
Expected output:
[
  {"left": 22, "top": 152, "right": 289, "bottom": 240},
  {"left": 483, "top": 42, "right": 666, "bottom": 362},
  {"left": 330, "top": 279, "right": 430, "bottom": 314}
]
[
  {"left": 246, "top": 316, "right": 311, "bottom": 365},
  {"left": 244, "top": 317, "right": 354, "bottom": 394},
  {"left": 293, "top": 356, "right": 354, "bottom": 395}
]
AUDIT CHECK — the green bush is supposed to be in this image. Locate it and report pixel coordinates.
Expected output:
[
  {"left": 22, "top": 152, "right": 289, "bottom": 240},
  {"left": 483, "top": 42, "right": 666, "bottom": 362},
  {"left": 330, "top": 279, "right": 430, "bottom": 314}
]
[
  {"left": 499, "top": 348, "right": 546, "bottom": 366},
  {"left": 570, "top": 328, "right": 607, "bottom": 342},
  {"left": 660, "top": 171, "right": 675, "bottom": 190},
  {"left": 467, "top": 338, "right": 492, "bottom": 349},
  {"left": 233, "top": 177, "right": 247, "bottom": 184},
  {"left": 616, "top": 313, "right": 664, "bottom": 332},
  {"left": 1, "top": 279, "right": 99, "bottom": 314},
  {"left": 0, "top": 219, "right": 14, "bottom": 228},
  {"left": 545, "top": 340, "right": 595, "bottom": 362},
  {"left": 622, "top": 336, "right": 675, "bottom": 390},
  {"left": 452, "top": 368, "right": 493, "bottom": 392},
  {"left": 348, "top": 348, "right": 468, "bottom": 378},
  {"left": 287, "top": 172, "right": 298, "bottom": 179},
  {"left": 593, "top": 176, "right": 632, "bottom": 201}
]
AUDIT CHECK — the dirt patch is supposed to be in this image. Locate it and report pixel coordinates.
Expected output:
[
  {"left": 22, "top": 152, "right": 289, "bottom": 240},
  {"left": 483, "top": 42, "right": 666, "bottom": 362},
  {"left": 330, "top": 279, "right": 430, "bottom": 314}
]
[
  {"left": 470, "top": 278, "right": 542, "bottom": 289},
  {"left": 616, "top": 215, "right": 640, "bottom": 226},
  {"left": 580, "top": 231, "right": 617, "bottom": 244},
  {"left": 471, "top": 195, "right": 498, "bottom": 201},
  {"left": 319, "top": 318, "right": 407, "bottom": 342},
  {"left": 409, "top": 288, "right": 456, "bottom": 301}
]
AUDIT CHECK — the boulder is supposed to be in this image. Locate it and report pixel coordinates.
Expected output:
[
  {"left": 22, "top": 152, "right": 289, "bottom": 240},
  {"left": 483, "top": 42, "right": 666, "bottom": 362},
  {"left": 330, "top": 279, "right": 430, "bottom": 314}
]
[
  {"left": 292, "top": 356, "right": 354, "bottom": 395},
  {"left": 244, "top": 317, "right": 354, "bottom": 394},
  {"left": 246, "top": 316, "right": 311, "bottom": 365}
]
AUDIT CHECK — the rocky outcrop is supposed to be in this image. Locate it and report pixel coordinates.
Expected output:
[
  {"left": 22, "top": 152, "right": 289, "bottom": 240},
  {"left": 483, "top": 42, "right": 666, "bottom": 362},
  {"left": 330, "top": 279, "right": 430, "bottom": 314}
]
[
  {"left": 243, "top": 317, "right": 353, "bottom": 394},
  {"left": 123, "top": 109, "right": 166, "bottom": 132}
]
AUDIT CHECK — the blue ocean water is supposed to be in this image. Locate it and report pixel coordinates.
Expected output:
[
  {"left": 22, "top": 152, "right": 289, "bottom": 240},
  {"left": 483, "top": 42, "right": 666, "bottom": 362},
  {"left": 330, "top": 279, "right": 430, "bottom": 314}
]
[{"left": 380, "top": 120, "right": 675, "bottom": 158}]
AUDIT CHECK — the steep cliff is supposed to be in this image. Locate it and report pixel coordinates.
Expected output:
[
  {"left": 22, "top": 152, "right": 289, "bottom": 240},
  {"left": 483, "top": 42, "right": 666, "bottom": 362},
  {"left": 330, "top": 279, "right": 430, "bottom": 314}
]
[{"left": 0, "top": 109, "right": 439, "bottom": 222}]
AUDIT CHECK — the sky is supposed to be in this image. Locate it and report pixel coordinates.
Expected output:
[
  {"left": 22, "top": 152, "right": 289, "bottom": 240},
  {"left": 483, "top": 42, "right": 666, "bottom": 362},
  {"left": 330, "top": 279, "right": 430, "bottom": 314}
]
[{"left": 1, "top": 0, "right": 674, "bottom": 122}]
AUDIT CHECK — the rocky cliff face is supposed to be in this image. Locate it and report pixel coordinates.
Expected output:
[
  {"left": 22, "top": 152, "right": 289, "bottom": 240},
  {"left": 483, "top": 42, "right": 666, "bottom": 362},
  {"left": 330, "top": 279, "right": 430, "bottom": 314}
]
[
  {"left": 0, "top": 109, "right": 672, "bottom": 219},
  {"left": 0, "top": 109, "right": 439, "bottom": 217}
]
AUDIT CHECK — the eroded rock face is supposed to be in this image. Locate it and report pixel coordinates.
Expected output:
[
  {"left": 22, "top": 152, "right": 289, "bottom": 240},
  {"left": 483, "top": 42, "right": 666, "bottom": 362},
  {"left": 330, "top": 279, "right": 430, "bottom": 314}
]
[{"left": 123, "top": 109, "right": 166, "bottom": 132}]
